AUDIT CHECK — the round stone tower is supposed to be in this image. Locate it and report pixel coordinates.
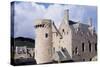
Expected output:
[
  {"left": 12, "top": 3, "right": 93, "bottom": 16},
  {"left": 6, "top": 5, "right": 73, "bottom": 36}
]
[{"left": 34, "top": 19, "right": 53, "bottom": 64}]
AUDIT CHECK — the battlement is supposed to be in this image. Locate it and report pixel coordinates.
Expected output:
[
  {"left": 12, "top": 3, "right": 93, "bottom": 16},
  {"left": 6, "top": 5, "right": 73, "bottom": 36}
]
[{"left": 34, "top": 19, "right": 52, "bottom": 28}]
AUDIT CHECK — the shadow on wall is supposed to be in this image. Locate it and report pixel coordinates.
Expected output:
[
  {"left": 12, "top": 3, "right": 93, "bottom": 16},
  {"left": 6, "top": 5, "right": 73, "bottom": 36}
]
[
  {"left": 62, "top": 48, "right": 72, "bottom": 60},
  {"left": 55, "top": 48, "right": 72, "bottom": 62}
]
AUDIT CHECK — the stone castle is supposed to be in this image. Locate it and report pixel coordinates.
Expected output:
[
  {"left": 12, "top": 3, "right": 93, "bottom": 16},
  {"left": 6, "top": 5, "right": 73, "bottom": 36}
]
[{"left": 34, "top": 9, "right": 97, "bottom": 64}]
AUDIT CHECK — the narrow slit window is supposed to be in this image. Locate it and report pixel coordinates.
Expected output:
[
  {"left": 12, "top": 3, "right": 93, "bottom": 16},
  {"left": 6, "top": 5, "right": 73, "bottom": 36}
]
[
  {"left": 62, "top": 29, "right": 65, "bottom": 34},
  {"left": 95, "top": 43, "right": 97, "bottom": 51},
  {"left": 75, "top": 47, "right": 78, "bottom": 54},
  {"left": 45, "top": 33, "right": 48, "bottom": 38},
  {"left": 82, "top": 43, "right": 84, "bottom": 52},
  {"left": 88, "top": 41, "right": 91, "bottom": 52}
]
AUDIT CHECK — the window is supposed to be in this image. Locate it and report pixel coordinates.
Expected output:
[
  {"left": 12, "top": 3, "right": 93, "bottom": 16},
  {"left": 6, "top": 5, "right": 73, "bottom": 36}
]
[
  {"left": 90, "top": 58, "right": 92, "bottom": 61},
  {"left": 75, "top": 47, "right": 78, "bottom": 54},
  {"left": 67, "top": 31, "right": 68, "bottom": 34},
  {"left": 62, "top": 29, "right": 64, "bottom": 32},
  {"left": 95, "top": 43, "right": 97, "bottom": 51},
  {"left": 88, "top": 41, "right": 91, "bottom": 52},
  {"left": 39, "top": 25, "right": 41, "bottom": 27},
  {"left": 82, "top": 43, "right": 84, "bottom": 52},
  {"left": 83, "top": 59, "right": 85, "bottom": 61},
  {"left": 45, "top": 33, "right": 48, "bottom": 38},
  {"left": 89, "top": 44, "right": 91, "bottom": 52},
  {"left": 53, "top": 47, "right": 55, "bottom": 53},
  {"left": 62, "top": 29, "right": 65, "bottom": 34}
]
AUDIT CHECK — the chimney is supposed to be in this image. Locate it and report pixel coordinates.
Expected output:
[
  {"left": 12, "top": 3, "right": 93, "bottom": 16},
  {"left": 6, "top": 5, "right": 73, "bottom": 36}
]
[
  {"left": 64, "top": 9, "right": 69, "bottom": 21},
  {"left": 88, "top": 17, "right": 94, "bottom": 34},
  {"left": 88, "top": 17, "right": 92, "bottom": 27}
]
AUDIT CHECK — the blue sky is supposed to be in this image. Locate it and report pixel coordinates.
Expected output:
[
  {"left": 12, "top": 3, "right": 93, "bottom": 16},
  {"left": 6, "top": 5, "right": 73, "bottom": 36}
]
[{"left": 11, "top": 1, "right": 97, "bottom": 39}]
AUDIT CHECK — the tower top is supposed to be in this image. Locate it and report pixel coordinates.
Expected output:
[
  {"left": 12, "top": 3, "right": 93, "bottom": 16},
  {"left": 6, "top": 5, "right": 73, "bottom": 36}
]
[
  {"left": 64, "top": 9, "right": 69, "bottom": 21},
  {"left": 34, "top": 19, "right": 53, "bottom": 28},
  {"left": 34, "top": 19, "right": 52, "bottom": 26}
]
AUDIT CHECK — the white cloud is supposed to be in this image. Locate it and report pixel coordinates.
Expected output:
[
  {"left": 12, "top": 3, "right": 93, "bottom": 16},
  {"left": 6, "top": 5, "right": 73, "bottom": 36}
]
[
  {"left": 14, "top": 2, "right": 46, "bottom": 39},
  {"left": 13, "top": 2, "right": 97, "bottom": 38},
  {"left": 43, "top": 4, "right": 87, "bottom": 27},
  {"left": 63, "top": 5, "right": 86, "bottom": 22},
  {"left": 43, "top": 4, "right": 64, "bottom": 27}
]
